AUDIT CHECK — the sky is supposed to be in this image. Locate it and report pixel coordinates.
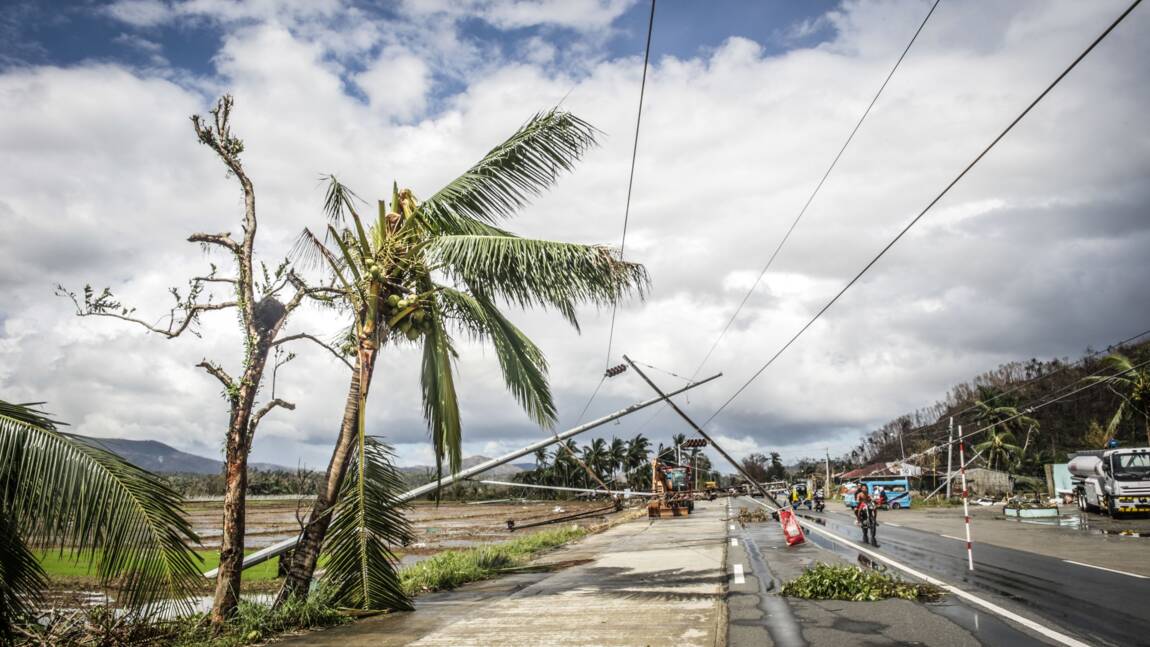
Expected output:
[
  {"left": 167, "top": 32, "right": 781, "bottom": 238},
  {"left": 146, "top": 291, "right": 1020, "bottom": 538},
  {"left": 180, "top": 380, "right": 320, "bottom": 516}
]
[{"left": 2, "top": 0, "right": 1148, "bottom": 472}]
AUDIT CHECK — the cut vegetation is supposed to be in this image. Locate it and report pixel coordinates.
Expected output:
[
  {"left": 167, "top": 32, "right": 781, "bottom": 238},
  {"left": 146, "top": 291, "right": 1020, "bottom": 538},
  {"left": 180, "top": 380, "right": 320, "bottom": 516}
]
[{"left": 781, "top": 563, "right": 943, "bottom": 602}]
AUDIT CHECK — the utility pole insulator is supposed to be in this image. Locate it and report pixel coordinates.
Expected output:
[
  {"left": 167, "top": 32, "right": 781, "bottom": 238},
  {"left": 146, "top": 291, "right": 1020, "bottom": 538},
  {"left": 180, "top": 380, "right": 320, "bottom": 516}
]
[{"left": 604, "top": 364, "right": 628, "bottom": 378}]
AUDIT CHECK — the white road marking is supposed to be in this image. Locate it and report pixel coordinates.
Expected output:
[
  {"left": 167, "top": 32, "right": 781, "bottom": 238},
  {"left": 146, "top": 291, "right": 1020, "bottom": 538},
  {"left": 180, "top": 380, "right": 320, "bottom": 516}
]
[
  {"left": 1064, "top": 560, "right": 1148, "bottom": 579},
  {"left": 730, "top": 537, "right": 738, "bottom": 546},
  {"left": 729, "top": 524, "right": 736, "bottom": 531},
  {"left": 732, "top": 563, "right": 745, "bottom": 584},
  {"left": 741, "top": 498, "right": 1090, "bottom": 647},
  {"left": 884, "top": 522, "right": 901, "bottom": 527},
  {"left": 941, "top": 534, "right": 966, "bottom": 542}
]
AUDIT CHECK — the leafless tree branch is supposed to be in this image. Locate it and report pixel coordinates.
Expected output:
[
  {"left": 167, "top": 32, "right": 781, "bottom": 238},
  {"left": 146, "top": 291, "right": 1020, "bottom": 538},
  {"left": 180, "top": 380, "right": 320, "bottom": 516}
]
[
  {"left": 188, "top": 232, "right": 241, "bottom": 253},
  {"left": 251, "top": 398, "right": 296, "bottom": 432},
  {"left": 273, "top": 333, "right": 353, "bottom": 370},
  {"left": 196, "top": 360, "right": 235, "bottom": 389}
]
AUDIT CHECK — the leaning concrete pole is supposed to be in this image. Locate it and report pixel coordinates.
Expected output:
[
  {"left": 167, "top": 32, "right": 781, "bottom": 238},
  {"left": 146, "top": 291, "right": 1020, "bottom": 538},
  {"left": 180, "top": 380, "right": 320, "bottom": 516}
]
[
  {"left": 623, "top": 355, "right": 780, "bottom": 506},
  {"left": 206, "top": 372, "right": 722, "bottom": 576}
]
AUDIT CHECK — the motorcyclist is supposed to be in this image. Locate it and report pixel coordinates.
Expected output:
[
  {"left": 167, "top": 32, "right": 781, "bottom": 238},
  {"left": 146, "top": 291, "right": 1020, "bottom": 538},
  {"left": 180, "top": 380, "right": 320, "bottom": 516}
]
[
  {"left": 874, "top": 486, "right": 887, "bottom": 509},
  {"left": 813, "top": 487, "right": 825, "bottom": 511}
]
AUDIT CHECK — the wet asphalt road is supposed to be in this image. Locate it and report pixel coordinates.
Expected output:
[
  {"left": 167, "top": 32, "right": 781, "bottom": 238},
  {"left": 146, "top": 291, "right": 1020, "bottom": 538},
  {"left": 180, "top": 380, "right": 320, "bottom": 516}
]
[{"left": 773, "top": 500, "right": 1150, "bottom": 646}]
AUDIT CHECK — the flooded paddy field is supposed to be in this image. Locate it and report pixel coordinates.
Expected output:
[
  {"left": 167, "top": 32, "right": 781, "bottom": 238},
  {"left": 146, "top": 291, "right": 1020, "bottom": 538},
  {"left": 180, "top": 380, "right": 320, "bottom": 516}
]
[
  {"left": 184, "top": 497, "right": 621, "bottom": 561},
  {"left": 38, "top": 497, "right": 628, "bottom": 607}
]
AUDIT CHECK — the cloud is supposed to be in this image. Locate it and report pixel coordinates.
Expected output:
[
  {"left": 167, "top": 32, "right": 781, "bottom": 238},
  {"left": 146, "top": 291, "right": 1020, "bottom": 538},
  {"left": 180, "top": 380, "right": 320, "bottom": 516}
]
[
  {"left": 399, "top": 0, "right": 638, "bottom": 32},
  {"left": 3, "top": 0, "right": 1149, "bottom": 473}
]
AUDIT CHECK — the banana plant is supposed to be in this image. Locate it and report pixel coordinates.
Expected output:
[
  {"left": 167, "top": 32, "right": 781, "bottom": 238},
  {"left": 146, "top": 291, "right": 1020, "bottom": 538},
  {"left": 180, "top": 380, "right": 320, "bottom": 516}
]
[{"left": 275, "top": 109, "right": 649, "bottom": 609}]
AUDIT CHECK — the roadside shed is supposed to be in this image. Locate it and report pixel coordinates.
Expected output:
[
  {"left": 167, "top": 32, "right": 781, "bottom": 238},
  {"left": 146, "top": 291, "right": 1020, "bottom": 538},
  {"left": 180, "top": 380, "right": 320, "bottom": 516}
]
[{"left": 965, "top": 467, "right": 1011, "bottom": 496}]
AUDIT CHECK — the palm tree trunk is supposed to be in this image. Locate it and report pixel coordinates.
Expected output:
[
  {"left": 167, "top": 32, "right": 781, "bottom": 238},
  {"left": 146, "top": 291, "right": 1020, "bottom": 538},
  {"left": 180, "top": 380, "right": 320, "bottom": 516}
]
[
  {"left": 275, "top": 343, "right": 378, "bottom": 606},
  {"left": 210, "top": 339, "right": 272, "bottom": 628}
]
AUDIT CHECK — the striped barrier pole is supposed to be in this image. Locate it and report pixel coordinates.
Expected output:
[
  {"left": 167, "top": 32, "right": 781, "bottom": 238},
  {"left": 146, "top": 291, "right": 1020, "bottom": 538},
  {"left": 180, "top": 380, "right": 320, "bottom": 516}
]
[{"left": 959, "top": 425, "right": 974, "bottom": 571}]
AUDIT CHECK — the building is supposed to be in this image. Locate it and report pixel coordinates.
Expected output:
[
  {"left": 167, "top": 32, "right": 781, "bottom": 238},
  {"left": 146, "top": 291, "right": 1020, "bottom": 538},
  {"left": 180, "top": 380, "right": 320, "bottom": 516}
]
[{"left": 964, "top": 468, "right": 1012, "bottom": 496}]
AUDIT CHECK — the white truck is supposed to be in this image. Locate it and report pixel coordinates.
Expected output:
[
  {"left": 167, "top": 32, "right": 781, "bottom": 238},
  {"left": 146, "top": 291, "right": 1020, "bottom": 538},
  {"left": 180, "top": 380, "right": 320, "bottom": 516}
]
[{"left": 1068, "top": 447, "right": 1150, "bottom": 517}]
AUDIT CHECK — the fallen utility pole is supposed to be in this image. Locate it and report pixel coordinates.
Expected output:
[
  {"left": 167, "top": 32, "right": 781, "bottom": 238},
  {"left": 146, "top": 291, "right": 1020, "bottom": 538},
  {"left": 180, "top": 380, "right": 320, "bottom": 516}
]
[
  {"left": 623, "top": 356, "right": 780, "bottom": 505},
  {"left": 476, "top": 479, "right": 654, "bottom": 497},
  {"left": 207, "top": 371, "right": 722, "bottom": 576}
]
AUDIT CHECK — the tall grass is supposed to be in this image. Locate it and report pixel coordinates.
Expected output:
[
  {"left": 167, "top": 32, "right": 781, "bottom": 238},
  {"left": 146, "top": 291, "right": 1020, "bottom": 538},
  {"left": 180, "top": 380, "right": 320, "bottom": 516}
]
[{"left": 400, "top": 525, "right": 586, "bottom": 595}]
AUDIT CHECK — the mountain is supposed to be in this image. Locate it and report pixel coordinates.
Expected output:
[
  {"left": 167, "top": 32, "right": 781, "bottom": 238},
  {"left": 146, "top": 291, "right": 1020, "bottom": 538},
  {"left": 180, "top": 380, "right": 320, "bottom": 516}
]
[
  {"left": 69, "top": 434, "right": 289, "bottom": 474},
  {"left": 71, "top": 434, "right": 526, "bottom": 478}
]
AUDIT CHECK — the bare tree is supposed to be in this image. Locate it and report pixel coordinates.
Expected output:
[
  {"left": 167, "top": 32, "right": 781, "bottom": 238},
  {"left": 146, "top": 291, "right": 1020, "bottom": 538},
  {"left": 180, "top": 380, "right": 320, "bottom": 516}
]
[{"left": 57, "top": 95, "right": 343, "bottom": 627}]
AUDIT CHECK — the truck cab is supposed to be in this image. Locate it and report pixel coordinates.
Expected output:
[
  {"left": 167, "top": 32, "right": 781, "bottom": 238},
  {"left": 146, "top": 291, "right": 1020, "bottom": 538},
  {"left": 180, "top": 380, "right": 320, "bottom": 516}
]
[{"left": 1070, "top": 447, "right": 1150, "bottom": 517}]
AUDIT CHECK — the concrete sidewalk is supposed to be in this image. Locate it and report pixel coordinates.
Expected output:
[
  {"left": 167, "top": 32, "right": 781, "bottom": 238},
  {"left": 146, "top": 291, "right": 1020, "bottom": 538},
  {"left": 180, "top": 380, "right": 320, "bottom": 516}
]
[{"left": 281, "top": 501, "right": 728, "bottom": 646}]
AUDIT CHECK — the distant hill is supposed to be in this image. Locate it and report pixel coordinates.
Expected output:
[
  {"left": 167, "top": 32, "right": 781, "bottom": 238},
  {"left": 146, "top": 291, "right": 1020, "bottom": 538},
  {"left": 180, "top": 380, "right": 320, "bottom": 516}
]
[
  {"left": 70, "top": 434, "right": 524, "bottom": 478},
  {"left": 69, "top": 434, "right": 289, "bottom": 474}
]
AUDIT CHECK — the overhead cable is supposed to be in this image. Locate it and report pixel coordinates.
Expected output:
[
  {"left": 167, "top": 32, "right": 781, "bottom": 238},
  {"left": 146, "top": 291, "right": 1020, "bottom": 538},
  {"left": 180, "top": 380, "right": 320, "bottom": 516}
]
[
  {"left": 689, "top": 0, "right": 941, "bottom": 380},
  {"left": 702, "top": 0, "right": 1143, "bottom": 430}
]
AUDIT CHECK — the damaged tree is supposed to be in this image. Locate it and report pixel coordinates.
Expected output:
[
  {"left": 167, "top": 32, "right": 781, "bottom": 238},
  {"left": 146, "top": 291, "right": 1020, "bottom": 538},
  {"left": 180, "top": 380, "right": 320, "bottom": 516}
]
[{"left": 57, "top": 95, "right": 341, "bottom": 628}]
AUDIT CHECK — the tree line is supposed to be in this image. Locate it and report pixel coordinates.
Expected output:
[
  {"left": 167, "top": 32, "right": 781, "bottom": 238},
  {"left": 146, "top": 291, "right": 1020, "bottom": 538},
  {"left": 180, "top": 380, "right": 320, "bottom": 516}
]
[
  {"left": 511, "top": 432, "right": 721, "bottom": 495},
  {"left": 828, "top": 337, "right": 1150, "bottom": 478}
]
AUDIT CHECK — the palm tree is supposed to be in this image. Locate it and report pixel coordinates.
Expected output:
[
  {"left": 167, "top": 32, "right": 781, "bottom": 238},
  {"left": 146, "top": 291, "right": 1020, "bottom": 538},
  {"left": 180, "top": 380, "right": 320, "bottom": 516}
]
[
  {"left": 0, "top": 400, "right": 202, "bottom": 637},
  {"left": 609, "top": 437, "right": 627, "bottom": 482},
  {"left": 582, "top": 438, "right": 610, "bottom": 483},
  {"left": 625, "top": 434, "right": 650, "bottom": 472},
  {"left": 1086, "top": 352, "right": 1150, "bottom": 446},
  {"left": 975, "top": 427, "right": 1022, "bottom": 472},
  {"left": 278, "top": 111, "right": 647, "bottom": 606},
  {"left": 973, "top": 401, "right": 1036, "bottom": 472}
]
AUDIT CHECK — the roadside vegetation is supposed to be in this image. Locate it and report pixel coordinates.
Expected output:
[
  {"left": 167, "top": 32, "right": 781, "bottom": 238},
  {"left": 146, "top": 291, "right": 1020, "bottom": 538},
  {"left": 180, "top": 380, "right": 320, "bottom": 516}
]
[
  {"left": 400, "top": 526, "right": 586, "bottom": 595},
  {"left": 17, "top": 592, "right": 347, "bottom": 647},
  {"left": 18, "top": 525, "right": 591, "bottom": 646},
  {"left": 781, "top": 563, "right": 942, "bottom": 602}
]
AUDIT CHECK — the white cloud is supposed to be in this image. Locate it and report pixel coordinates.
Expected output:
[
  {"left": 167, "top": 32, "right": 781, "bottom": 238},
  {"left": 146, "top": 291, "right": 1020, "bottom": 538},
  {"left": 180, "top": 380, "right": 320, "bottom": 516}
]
[
  {"left": 4, "top": 0, "right": 1150, "bottom": 473},
  {"left": 355, "top": 48, "right": 431, "bottom": 121},
  {"left": 399, "top": 0, "right": 637, "bottom": 32}
]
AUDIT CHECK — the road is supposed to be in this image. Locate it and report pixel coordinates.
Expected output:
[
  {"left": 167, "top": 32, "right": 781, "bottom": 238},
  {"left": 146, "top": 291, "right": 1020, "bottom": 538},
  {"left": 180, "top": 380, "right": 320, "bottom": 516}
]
[
  {"left": 278, "top": 502, "right": 727, "bottom": 646},
  {"left": 731, "top": 497, "right": 1150, "bottom": 646}
]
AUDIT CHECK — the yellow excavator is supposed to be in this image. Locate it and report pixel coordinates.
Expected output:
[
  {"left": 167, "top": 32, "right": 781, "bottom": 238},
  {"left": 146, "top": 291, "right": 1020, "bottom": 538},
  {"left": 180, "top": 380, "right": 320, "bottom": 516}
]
[{"left": 647, "top": 457, "right": 695, "bottom": 518}]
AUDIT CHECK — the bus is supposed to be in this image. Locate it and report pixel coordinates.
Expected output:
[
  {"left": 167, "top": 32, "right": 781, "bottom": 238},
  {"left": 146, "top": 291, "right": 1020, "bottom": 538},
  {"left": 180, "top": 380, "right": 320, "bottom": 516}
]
[{"left": 843, "top": 477, "right": 912, "bottom": 510}]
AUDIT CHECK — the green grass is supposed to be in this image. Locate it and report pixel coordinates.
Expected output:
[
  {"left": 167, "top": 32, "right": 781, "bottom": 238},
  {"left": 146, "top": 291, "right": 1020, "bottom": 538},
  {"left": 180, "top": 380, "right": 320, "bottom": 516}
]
[
  {"left": 25, "top": 525, "right": 590, "bottom": 647},
  {"left": 20, "top": 591, "right": 348, "bottom": 647},
  {"left": 781, "top": 563, "right": 942, "bottom": 602},
  {"left": 400, "top": 525, "right": 586, "bottom": 595},
  {"left": 35, "top": 548, "right": 282, "bottom": 582}
]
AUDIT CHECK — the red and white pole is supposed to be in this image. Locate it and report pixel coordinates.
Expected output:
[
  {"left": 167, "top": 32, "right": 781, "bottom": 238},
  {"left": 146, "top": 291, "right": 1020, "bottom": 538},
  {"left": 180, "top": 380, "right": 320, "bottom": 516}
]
[{"left": 958, "top": 425, "right": 973, "bottom": 571}]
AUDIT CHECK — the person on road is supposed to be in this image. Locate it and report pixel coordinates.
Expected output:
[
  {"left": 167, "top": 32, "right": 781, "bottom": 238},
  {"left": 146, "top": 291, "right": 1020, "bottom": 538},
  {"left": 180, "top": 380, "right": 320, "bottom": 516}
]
[
  {"left": 854, "top": 486, "right": 873, "bottom": 524},
  {"left": 874, "top": 486, "right": 886, "bottom": 508}
]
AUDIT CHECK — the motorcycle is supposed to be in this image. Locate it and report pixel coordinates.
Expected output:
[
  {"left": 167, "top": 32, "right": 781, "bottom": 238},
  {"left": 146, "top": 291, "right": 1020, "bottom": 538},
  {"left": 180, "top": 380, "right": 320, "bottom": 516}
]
[
  {"left": 813, "top": 495, "right": 825, "bottom": 512},
  {"left": 857, "top": 500, "right": 879, "bottom": 547}
]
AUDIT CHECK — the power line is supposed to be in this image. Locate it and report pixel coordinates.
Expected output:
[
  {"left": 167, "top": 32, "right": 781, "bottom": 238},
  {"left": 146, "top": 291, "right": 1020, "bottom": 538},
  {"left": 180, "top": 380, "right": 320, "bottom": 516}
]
[
  {"left": 604, "top": 0, "right": 657, "bottom": 372},
  {"left": 910, "top": 355, "right": 1150, "bottom": 463},
  {"left": 689, "top": 0, "right": 940, "bottom": 381},
  {"left": 879, "top": 326, "right": 1150, "bottom": 450},
  {"left": 701, "top": 0, "right": 1143, "bottom": 430}
]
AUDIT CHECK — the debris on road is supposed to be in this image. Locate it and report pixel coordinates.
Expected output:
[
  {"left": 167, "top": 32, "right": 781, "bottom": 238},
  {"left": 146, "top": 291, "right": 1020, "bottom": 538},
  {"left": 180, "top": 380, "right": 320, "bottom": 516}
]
[{"left": 781, "top": 563, "right": 943, "bottom": 602}]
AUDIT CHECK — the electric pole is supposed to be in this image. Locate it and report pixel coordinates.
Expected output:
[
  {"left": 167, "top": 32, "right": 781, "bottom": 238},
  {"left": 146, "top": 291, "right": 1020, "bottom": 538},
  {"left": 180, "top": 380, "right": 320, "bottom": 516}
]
[{"left": 946, "top": 416, "right": 954, "bottom": 500}]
